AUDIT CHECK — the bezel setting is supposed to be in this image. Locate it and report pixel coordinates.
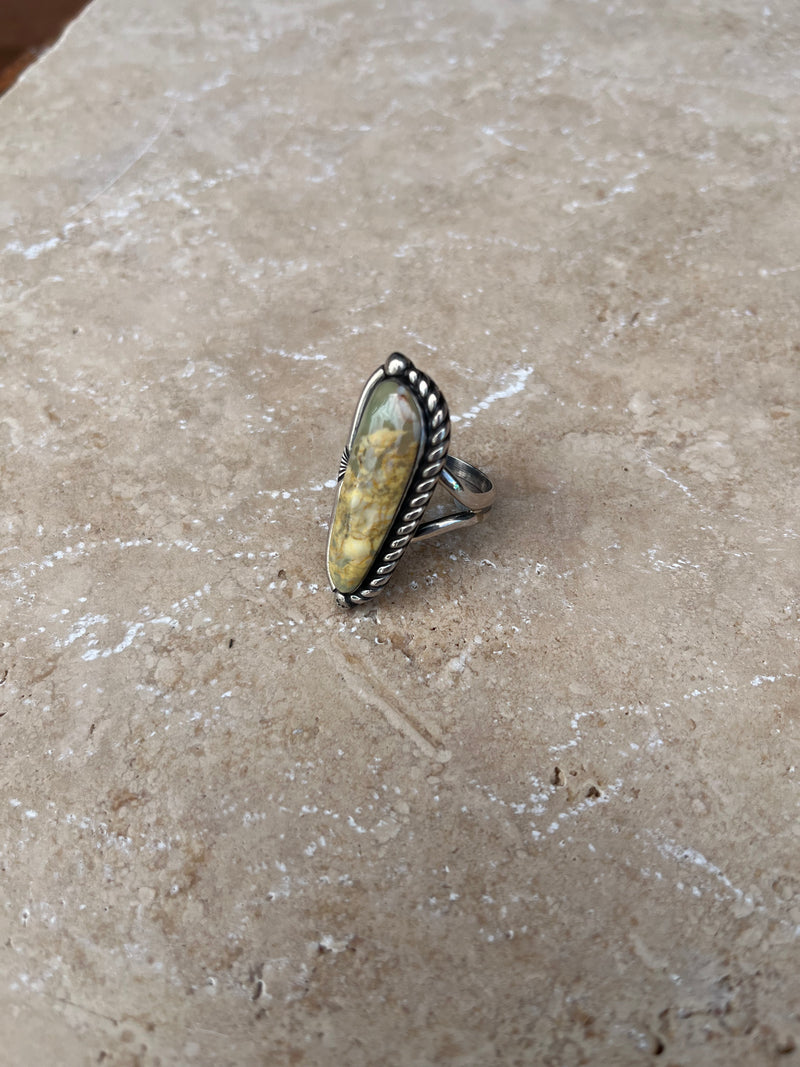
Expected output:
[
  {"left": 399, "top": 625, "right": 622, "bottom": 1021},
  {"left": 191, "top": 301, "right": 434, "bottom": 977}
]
[{"left": 327, "top": 353, "right": 451, "bottom": 607}]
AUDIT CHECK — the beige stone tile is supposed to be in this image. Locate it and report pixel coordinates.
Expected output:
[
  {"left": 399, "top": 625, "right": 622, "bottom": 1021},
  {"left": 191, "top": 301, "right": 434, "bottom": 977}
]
[{"left": 1, "top": 0, "right": 799, "bottom": 1063}]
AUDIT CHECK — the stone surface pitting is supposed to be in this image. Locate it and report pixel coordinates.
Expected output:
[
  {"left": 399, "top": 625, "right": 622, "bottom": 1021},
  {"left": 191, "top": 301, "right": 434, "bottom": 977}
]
[
  {"left": 327, "top": 378, "right": 422, "bottom": 593},
  {"left": 2, "top": 0, "right": 800, "bottom": 1064}
]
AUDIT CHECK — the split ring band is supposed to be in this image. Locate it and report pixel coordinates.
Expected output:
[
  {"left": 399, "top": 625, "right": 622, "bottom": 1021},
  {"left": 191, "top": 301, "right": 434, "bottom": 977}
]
[{"left": 326, "top": 353, "right": 495, "bottom": 606}]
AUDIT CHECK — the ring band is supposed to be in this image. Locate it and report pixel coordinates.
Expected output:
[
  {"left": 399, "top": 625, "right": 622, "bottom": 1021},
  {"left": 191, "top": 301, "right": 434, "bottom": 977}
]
[
  {"left": 326, "top": 353, "right": 495, "bottom": 606},
  {"left": 413, "top": 454, "right": 495, "bottom": 543}
]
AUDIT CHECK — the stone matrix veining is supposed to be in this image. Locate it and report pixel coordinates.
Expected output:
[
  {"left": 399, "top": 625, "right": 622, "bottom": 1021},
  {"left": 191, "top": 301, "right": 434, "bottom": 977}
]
[{"left": 327, "top": 379, "right": 422, "bottom": 594}]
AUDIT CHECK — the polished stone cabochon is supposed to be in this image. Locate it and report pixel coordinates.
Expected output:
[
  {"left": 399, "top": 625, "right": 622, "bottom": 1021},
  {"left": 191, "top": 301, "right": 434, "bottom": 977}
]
[{"left": 327, "top": 378, "right": 423, "bottom": 593}]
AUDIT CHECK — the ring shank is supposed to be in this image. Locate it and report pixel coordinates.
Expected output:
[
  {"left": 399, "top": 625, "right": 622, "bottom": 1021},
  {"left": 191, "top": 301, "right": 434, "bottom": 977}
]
[{"left": 413, "top": 454, "right": 495, "bottom": 543}]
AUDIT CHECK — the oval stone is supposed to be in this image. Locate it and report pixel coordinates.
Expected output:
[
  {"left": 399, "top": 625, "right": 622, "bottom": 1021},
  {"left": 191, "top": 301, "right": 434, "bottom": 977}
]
[{"left": 327, "top": 379, "right": 423, "bottom": 593}]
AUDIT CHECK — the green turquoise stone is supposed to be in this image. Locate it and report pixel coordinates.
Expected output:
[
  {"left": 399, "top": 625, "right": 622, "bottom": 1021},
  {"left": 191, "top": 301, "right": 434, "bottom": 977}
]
[{"left": 328, "top": 379, "right": 423, "bottom": 593}]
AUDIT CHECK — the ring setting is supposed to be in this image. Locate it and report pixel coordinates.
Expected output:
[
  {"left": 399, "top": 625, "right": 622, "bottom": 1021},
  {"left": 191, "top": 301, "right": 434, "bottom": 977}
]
[{"left": 326, "top": 353, "right": 495, "bottom": 606}]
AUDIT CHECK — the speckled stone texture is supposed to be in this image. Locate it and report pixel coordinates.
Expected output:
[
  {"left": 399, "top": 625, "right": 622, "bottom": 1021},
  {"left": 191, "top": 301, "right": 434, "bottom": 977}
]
[
  {"left": 328, "top": 377, "right": 422, "bottom": 594},
  {"left": 1, "top": 1, "right": 799, "bottom": 1064}
]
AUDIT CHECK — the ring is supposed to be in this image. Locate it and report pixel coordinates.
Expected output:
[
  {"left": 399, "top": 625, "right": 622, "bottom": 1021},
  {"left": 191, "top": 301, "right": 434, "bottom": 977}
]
[{"left": 326, "top": 352, "right": 495, "bottom": 606}]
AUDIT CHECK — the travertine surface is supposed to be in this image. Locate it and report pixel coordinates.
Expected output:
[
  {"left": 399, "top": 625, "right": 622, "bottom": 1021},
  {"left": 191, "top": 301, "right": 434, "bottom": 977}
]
[{"left": 1, "top": 1, "right": 799, "bottom": 1064}]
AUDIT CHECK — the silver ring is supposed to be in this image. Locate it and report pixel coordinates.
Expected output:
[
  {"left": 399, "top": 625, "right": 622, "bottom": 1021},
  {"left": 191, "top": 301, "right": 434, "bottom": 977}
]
[{"left": 326, "top": 352, "right": 495, "bottom": 606}]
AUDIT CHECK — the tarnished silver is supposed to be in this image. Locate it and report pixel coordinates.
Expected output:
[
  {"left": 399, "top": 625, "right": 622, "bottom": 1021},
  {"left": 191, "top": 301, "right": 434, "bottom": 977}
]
[{"left": 327, "top": 353, "right": 495, "bottom": 607}]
